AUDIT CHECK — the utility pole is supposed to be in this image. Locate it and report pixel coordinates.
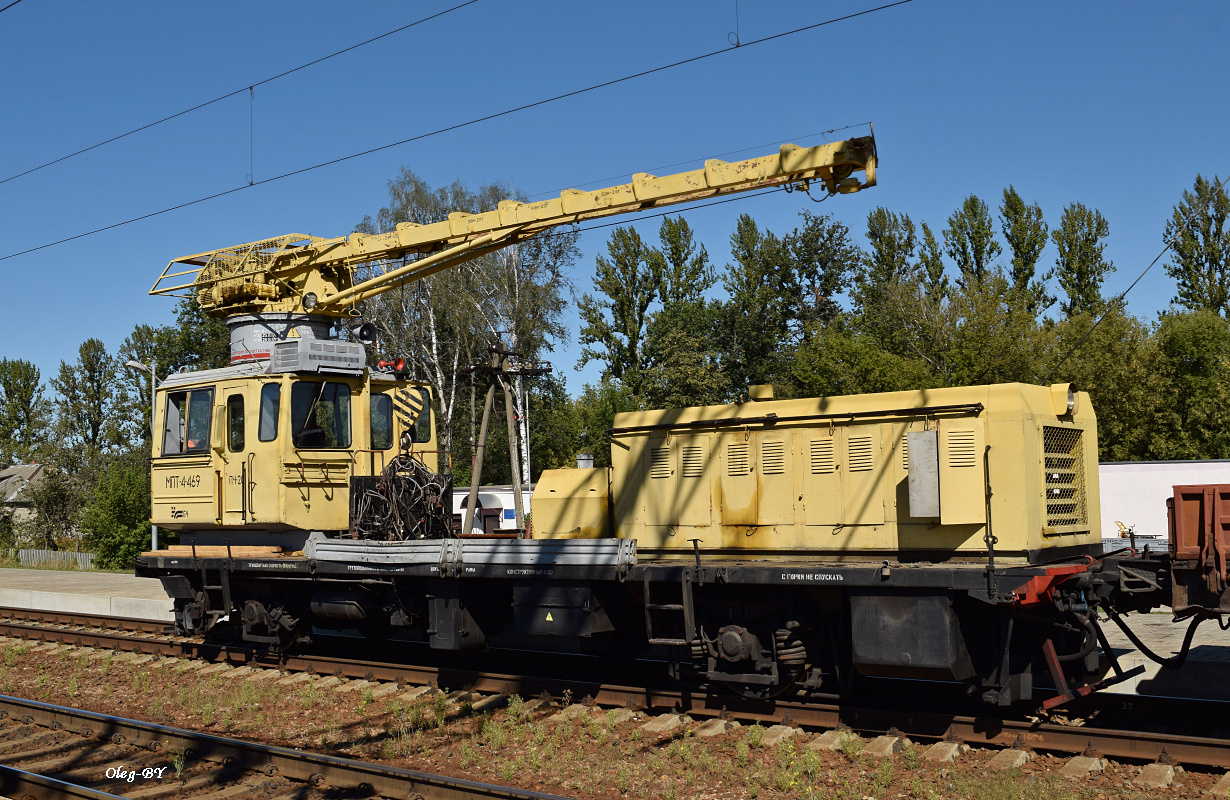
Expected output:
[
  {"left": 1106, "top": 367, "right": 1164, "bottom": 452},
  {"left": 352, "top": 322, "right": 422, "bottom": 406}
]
[{"left": 460, "top": 342, "right": 549, "bottom": 537}]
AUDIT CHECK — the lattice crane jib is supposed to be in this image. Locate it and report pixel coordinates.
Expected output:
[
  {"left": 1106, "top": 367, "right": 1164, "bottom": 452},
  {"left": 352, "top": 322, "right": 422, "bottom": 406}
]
[{"left": 149, "top": 136, "right": 877, "bottom": 320}]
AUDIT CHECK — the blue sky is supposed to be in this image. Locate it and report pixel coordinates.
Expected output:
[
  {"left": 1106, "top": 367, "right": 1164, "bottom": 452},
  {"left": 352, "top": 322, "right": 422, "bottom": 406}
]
[{"left": 1, "top": 1, "right": 1226, "bottom": 393}]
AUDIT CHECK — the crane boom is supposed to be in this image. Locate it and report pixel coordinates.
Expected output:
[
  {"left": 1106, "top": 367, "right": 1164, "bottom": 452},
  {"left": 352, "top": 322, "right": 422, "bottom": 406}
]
[{"left": 150, "top": 136, "right": 876, "bottom": 320}]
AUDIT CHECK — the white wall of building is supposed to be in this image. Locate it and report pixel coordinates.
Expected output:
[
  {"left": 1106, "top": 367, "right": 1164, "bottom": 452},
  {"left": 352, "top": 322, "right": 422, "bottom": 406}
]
[
  {"left": 1098, "top": 460, "right": 1230, "bottom": 538},
  {"left": 452, "top": 485, "right": 535, "bottom": 532}
]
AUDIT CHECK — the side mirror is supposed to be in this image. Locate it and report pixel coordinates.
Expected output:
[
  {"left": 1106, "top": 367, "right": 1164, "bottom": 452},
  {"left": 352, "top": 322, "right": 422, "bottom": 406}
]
[{"left": 212, "top": 406, "right": 226, "bottom": 452}]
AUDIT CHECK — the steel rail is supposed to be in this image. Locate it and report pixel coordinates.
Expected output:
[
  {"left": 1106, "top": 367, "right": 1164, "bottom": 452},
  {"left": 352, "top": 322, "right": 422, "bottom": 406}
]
[
  {"left": 0, "top": 694, "right": 570, "bottom": 800},
  {"left": 4, "top": 608, "right": 1230, "bottom": 769},
  {"left": 0, "top": 763, "right": 124, "bottom": 800},
  {"left": 0, "top": 608, "right": 168, "bottom": 635}
]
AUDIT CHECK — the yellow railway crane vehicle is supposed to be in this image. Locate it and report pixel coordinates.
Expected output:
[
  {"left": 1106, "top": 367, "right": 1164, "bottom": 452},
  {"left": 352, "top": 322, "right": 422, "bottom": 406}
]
[{"left": 137, "top": 134, "right": 1167, "bottom": 709}]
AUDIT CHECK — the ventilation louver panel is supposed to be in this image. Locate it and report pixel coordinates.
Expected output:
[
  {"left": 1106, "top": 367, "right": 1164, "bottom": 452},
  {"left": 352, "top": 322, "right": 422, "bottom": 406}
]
[
  {"left": 682, "top": 445, "right": 704, "bottom": 478},
  {"left": 650, "top": 447, "right": 671, "bottom": 479},
  {"left": 1043, "top": 426, "right": 1087, "bottom": 527},
  {"left": 947, "top": 430, "right": 978, "bottom": 468},
  {"left": 810, "top": 439, "right": 836, "bottom": 474},
  {"left": 762, "top": 441, "right": 785, "bottom": 475},
  {"left": 727, "top": 442, "right": 750, "bottom": 477},
  {"left": 848, "top": 435, "right": 874, "bottom": 472}
]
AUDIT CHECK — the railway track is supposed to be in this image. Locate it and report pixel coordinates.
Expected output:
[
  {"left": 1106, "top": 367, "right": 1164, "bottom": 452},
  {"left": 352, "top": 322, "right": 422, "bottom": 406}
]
[
  {"left": 0, "top": 693, "right": 570, "bottom": 800},
  {"left": 3, "top": 606, "right": 1229, "bottom": 777}
]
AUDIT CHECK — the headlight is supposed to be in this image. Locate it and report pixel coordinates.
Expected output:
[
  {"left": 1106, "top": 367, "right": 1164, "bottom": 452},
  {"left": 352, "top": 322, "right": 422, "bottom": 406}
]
[{"left": 303, "top": 292, "right": 318, "bottom": 309}]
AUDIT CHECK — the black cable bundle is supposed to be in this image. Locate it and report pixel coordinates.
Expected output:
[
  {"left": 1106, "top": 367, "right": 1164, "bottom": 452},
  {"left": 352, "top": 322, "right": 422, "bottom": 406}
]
[{"left": 350, "top": 455, "right": 453, "bottom": 540}]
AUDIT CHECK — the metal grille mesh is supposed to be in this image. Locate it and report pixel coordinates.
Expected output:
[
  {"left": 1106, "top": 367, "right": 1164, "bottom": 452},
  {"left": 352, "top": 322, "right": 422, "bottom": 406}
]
[{"left": 1043, "top": 426, "right": 1086, "bottom": 527}]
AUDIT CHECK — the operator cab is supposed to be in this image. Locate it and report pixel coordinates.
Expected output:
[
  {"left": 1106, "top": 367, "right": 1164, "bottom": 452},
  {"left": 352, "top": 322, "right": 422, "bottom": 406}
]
[{"left": 150, "top": 359, "right": 439, "bottom": 549}]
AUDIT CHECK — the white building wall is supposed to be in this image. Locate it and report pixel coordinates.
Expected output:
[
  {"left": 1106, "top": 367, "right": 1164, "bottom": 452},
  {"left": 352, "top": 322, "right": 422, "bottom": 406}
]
[
  {"left": 1098, "top": 460, "right": 1230, "bottom": 538},
  {"left": 452, "top": 485, "right": 535, "bottom": 532}
]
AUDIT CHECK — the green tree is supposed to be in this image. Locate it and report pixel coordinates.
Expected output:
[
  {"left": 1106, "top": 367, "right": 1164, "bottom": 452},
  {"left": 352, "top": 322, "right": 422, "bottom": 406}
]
[
  {"left": 160, "top": 300, "right": 230, "bottom": 373},
  {"left": 81, "top": 453, "right": 158, "bottom": 568},
  {"left": 0, "top": 505, "right": 14, "bottom": 551},
  {"left": 21, "top": 468, "right": 84, "bottom": 551},
  {"left": 855, "top": 208, "right": 918, "bottom": 350},
  {"left": 355, "top": 170, "right": 501, "bottom": 460},
  {"left": 355, "top": 169, "right": 575, "bottom": 476},
  {"left": 1164, "top": 174, "right": 1230, "bottom": 317},
  {"left": 944, "top": 195, "right": 1002, "bottom": 290},
  {"left": 1146, "top": 310, "right": 1230, "bottom": 459},
  {"left": 51, "top": 338, "right": 123, "bottom": 468},
  {"left": 0, "top": 358, "right": 49, "bottom": 466},
  {"left": 999, "top": 186, "right": 1053, "bottom": 314},
  {"left": 858, "top": 207, "right": 918, "bottom": 307},
  {"left": 787, "top": 210, "right": 860, "bottom": 332},
  {"left": 718, "top": 214, "right": 796, "bottom": 389},
  {"left": 472, "top": 230, "right": 579, "bottom": 486},
  {"left": 577, "top": 226, "right": 658, "bottom": 394},
  {"left": 525, "top": 376, "right": 582, "bottom": 479},
  {"left": 649, "top": 216, "right": 713, "bottom": 312},
  {"left": 787, "top": 320, "right": 936, "bottom": 398},
  {"left": 918, "top": 222, "right": 949, "bottom": 303},
  {"left": 868, "top": 267, "right": 1044, "bottom": 387},
  {"left": 1046, "top": 307, "right": 1160, "bottom": 461},
  {"left": 1053, "top": 202, "right": 1114, "bottom": 318},
  {"left": 573, "top": 378, "right": 639, "bottom": 469},
  {"left": 117, "top": 324, "right": 166, "bottom": 451},
  {"left": 642, "top": 324, "right": 727, "bottom": 410}
]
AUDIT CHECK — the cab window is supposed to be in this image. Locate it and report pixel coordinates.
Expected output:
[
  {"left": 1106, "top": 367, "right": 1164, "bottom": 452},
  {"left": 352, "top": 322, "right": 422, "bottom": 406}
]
[
  {"left": 412, "top": 387, "right": 432, "bottom": 443},
  {"left": 227, "top": 394, "right": 245, "bottom": 452},
  {"left": 371, "top": 393, "right": 393, "bottom": 450},
  {"left": 258, "top": 383, "right": 280, "bottom": 442},
  {"left": 291, "top": 381, "right": 351, "bottom": 449},
  {"left": 395, "top": 386, "right": 434, "bottom": 444},
  {"left": 162, "top": 388, "right": 214, "bottom": 455}
]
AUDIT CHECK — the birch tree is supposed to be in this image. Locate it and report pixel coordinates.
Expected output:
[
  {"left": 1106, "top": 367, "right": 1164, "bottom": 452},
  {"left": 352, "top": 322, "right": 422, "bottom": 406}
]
[
  {"left": 354, "top": 169, "right": 577, "bottom": 479},
  {"left": 469, "top": 230, "right": 579, "bottom": 486}
]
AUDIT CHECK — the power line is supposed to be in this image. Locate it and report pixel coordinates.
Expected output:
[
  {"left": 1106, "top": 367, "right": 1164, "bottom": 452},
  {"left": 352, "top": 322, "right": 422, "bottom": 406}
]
[
  {"left": 1044, "top": 171, "right": 1230, "bottom": 382},
  {"left": 0, "top": 0, "right": 481, "bottom": 186},
  {"left": 0, "top": 0, "right": 912, "bottom": 263},
  {"left": 0, "top": 0, "right": 26, "bottom": 15}
]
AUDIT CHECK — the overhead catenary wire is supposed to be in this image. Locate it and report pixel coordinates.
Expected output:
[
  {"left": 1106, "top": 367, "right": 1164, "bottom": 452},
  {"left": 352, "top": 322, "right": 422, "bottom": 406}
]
[
  {"left": 0, "top": 0, "right": 481, "bottom": 186},
  {"left": 0, "top": 0, "right": 25, "bottom": 15},
  {"left": 0, "top": 0, "right": 911, "bottom": 263},
  {"left": 1043, "top": 170, "right": 1230, "bottom": 382}
]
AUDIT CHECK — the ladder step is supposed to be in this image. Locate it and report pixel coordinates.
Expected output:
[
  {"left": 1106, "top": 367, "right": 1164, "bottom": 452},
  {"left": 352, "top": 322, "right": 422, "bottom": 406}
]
[
  {"left": 646, "top": 603, "right": 685, "bottom": 611},
  {"left": 648, "top": 638, "right": 690, "bottom": 646}
]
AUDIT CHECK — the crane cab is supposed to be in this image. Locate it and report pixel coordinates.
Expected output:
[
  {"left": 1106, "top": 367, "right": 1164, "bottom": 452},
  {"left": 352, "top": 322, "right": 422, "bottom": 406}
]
[{"left": 150, "top": 360, "right": 440, "bottom": 550}]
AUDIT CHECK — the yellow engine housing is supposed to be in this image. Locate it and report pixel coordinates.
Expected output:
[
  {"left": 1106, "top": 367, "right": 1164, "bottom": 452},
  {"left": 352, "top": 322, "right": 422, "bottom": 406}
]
[{"left": 533, "top": 382, "right": 1099, "bottom": 564}]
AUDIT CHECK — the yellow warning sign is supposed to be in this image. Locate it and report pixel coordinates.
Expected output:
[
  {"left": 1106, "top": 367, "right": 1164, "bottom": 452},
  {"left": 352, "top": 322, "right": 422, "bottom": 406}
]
[
  {"left": 545, "top": 612, "right": 554, "bottom": 622},
  {"left": 286, "top": 326, "right": 300, "bottom": 338}
]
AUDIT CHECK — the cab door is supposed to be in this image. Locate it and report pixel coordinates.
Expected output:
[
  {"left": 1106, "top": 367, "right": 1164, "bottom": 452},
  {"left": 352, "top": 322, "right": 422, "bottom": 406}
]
[
  {"left": 151, "top": 385, "right": 217, "bottom": 527},
  {"left": 221, "top": 390, "right": 249, "bottom": 525}
]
